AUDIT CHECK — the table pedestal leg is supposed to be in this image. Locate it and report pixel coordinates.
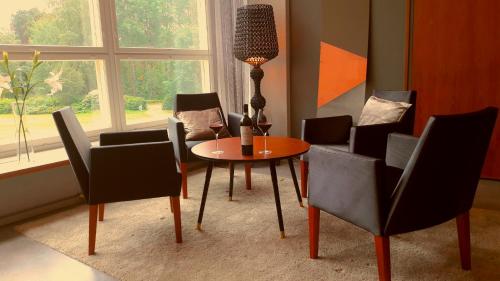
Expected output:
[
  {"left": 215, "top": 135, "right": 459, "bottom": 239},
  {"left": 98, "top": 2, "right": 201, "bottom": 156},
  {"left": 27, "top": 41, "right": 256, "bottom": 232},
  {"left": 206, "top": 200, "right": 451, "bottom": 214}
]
[
  {"left": 197, "top": 162, "right": 213, "bottom": 231},
  {"left": 288, "top": 158, "right": 304, "bottom": 207},
  {"left": 228, "top": 162, "right": 234, "bottom": 201},
  {"left": 270, "top": 160, "right": 285, "bottom": 239}
]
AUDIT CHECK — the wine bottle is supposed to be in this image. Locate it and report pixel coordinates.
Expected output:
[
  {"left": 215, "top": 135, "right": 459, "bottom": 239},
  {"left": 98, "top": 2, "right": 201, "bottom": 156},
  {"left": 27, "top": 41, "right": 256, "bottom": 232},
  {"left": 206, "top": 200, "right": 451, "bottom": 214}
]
[{"left": 240, "top": 104, "right": 253, "bottom": 155}]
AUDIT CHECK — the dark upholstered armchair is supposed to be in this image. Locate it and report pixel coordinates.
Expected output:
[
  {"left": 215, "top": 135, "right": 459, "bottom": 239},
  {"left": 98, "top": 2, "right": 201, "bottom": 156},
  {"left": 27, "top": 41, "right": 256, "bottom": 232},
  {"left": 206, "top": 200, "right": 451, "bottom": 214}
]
[
  {"left": 307, "top": 107, "right": 498, "bottom": 281},
  {"left": 168, "top": 92, "right": 247, "bottom": 198},
  {"left": 53, "top": 107, "right": 182, "bottom": 255},
  {"left": 300, "top": 90, "right": 416, "bottom": 198}
]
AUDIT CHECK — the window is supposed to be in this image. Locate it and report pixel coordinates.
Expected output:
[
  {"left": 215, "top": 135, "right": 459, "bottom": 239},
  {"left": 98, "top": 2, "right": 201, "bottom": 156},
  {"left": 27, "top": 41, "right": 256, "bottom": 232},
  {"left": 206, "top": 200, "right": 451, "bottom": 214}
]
[
  {"left": 0, "top": 0, "right": 102, "bottom": 47},
  {"left": 115, "top": 0, "right": 208, "bottom": 50},
  {"left": 0, "top": 0, "right": 214, "bottom": 157},
  {"left": 119, "top": 59, "right": 210, "bottom": 125}
]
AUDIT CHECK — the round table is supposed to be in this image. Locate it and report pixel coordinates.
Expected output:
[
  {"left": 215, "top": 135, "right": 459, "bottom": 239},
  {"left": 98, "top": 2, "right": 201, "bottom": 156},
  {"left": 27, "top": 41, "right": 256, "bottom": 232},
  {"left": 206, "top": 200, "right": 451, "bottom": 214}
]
[{"left": 191, "top": 136, "right": 310, "bottom": 238}]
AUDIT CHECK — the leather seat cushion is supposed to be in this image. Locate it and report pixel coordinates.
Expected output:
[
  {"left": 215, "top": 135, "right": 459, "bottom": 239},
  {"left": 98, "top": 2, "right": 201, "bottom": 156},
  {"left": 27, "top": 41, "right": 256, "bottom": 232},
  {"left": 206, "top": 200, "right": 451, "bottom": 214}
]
[
  {"left": 185, "top": 140, "right": 205, "bottom": 162},
  {"left": 301, "top": 144, "right": 349, "bottom": 161}
]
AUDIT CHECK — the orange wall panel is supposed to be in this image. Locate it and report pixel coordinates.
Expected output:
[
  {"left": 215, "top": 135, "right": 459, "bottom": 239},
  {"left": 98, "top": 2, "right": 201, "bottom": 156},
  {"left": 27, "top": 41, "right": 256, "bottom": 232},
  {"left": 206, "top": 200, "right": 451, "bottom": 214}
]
[{"left": 317, "top": 42, "right": 367, "bottom": 108}]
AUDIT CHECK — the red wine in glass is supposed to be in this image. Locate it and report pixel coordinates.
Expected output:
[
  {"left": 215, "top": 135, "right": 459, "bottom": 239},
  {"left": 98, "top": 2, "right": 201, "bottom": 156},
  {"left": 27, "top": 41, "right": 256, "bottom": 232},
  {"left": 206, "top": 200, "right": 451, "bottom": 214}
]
[
  {"left": 209, "top": 109, "right": 225, "bottom": 154},
  {"left": 257, "top": 122, "right": 272, "bottom": 135},
  {"left": 209, "top": 123, "right": 224, "bottom": 134},
  {"left": 257, "top": 109, "right": 272, "bottom": 155}
]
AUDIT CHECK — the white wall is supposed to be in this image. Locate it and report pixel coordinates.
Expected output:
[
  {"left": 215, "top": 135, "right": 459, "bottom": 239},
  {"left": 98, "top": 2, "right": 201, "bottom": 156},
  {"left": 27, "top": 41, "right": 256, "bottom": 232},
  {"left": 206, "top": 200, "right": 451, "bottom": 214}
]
[
  {"left": 0, "top": 166, "right": 81, "bottom": 225},
  {"left": 247, "top": 0, "right": 290, "bottom": 136}
]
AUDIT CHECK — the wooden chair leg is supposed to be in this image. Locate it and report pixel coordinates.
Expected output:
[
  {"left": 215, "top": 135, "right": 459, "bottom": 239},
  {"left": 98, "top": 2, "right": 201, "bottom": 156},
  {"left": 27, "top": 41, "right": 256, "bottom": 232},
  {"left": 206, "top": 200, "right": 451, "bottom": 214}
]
[
  {"left": 169, "top": 197, "right": 174, "bottom": 213},
  {"left": 180, "top": 162, "right": 188, "bottom": 199},
  {"left": 374, "top": 236, "right": 391, "bottom": 281},
  {"left": 88, "top": 205, "right": 98, "bottom": 255},
  {"left": 98, "top": 204, "right": 104, "bottom": 221},
  {"left": 245, "top": 163, "right": 252, "bottom": 190},
  {"left": 300, "top": 160, "right": 309, "bottom": 198},
  {"left": 308, "top": 205, "right": 320, "bottom": 259},
  {"left": 171, "top": 196, "right": 182, "bottom": 243},
  {"left": 456, "top": 211, "right": 471, "bottom": 270}
]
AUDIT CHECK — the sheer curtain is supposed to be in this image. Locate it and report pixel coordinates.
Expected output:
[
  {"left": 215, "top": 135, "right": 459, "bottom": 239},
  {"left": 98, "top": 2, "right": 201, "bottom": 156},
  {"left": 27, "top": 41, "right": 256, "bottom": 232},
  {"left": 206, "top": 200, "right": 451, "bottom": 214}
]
[{"left": 214, "top": 0, "right": 249, "bottom": 115}]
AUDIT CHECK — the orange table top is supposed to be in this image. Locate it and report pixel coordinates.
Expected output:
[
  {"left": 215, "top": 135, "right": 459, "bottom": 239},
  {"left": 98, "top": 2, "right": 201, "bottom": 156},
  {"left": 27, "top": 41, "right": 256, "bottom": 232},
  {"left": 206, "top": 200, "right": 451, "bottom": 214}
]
[{"left": 191, "top": 136, "right": 310, "bottom": 162}]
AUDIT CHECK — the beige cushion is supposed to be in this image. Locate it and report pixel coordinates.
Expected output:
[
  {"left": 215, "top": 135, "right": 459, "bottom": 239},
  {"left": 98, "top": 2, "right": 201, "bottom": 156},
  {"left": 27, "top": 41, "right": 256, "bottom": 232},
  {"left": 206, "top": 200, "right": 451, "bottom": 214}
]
[
  {"left": 358, "top": 96, "right": 412, "bottom": 126},
  {"left": 176, "top": 108, "right": 231, "bottom": 141}
]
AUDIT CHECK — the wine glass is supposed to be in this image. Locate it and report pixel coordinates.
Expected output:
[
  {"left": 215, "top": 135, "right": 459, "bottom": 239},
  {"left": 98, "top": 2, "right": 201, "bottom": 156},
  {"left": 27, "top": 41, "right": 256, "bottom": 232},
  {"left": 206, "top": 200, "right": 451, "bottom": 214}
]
[
  {"left": 209, "top": 108, "right": 224, "bottom": 154},
  {"left": 257, "top": 109, "right": 272, "bottom": 154}
]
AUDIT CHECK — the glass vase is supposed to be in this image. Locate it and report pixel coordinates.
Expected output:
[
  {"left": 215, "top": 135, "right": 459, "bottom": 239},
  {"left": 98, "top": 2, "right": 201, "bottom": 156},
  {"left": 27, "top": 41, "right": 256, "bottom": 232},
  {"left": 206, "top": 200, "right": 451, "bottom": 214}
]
[{"left": 12, "top": 102, "right": 35, "bottom": 163}]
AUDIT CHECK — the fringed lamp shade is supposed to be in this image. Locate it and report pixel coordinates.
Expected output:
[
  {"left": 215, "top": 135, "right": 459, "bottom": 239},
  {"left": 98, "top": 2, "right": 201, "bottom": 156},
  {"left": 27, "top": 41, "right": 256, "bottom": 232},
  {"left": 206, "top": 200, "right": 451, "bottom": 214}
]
[{"left": 234, "top": 4, "right": 279, "bottom": 66}]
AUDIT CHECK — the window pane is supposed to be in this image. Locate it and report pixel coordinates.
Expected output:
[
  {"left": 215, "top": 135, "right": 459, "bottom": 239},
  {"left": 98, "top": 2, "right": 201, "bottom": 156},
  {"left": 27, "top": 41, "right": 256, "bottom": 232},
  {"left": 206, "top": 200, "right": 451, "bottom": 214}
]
[
  {"left": 116, "top": 0, "right": 208, "bottom": 49},
  {"left": 120, "top": 60, "right": 210, "bottom": 125},
  {"left": 0, "top": 0, "right": 101, "bottom": 47},
  {"left": 0, "top": 60, "right": 111, "bottom": 146}
]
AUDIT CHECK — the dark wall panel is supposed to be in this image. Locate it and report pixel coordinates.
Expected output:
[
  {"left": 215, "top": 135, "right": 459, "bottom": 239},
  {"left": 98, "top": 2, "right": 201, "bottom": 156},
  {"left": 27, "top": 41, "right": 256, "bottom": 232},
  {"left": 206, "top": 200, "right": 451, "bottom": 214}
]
[
  {"left": 316, "top": 0, "right": 369, "bottom": 122},
  {"left": 365, "top": 0, "right": 408, "bottom": 97},
  {"left": 289, "top": 0, "right": 409, "bottom": 137},
  {"left": 289, "top": 0, "right": 321, "bottom": 137}
]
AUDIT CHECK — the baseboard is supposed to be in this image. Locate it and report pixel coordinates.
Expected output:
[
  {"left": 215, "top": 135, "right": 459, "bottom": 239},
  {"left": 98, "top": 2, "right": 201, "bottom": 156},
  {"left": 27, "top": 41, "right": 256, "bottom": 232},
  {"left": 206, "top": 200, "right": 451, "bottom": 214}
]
[{"left": 0, "top": 195, "right": 84, "bottom": 227}]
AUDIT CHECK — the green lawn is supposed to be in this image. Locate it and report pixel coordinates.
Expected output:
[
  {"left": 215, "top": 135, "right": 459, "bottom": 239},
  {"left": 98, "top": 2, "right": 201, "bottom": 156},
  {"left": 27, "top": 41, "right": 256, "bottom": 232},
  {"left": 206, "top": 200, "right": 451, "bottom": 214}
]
[
  {"left": 125, "top": 102, "right": 172, "bottom": 125},
  {"left": 0, "top": 104, "right": 173, "bottom": 146}
]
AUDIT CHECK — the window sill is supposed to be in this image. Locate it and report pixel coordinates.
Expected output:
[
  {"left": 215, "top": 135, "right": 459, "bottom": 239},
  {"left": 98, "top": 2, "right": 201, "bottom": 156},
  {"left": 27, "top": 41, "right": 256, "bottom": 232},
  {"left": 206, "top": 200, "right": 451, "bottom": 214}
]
[
  {"left": 0, "top": 148, "right": 70, "bottom": 180},
  {"left": 0, "top": 141, "right": 104, "bottom": 180}
]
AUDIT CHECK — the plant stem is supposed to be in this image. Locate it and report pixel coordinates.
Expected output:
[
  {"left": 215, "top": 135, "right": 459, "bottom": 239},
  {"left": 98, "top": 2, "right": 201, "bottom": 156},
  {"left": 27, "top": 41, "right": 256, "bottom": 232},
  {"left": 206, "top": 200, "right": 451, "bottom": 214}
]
[
  {"left": 5, "top": 52, "right": 39, "bottom": 162},
  {"left": 20, "top": 117, "right": 30, "bottom": 161},
  {"left": 20, "top": 88, "right": 31, "bottom": 161},
  {"left": 13, "top": 99, "right": 22, "bottom": 162},
  {"left": 17, "top": 120, "right": 22, "bottom": 161}
]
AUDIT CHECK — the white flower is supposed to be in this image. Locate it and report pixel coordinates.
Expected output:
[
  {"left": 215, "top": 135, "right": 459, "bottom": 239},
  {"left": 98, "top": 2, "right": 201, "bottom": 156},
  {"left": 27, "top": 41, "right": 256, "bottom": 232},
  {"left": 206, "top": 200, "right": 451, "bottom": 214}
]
[
  {"left": 45, "top": 69, "right": 63, "bottom": 96},
  {"left": 0, "top": 75, "right": 11, "bottom": 95}
]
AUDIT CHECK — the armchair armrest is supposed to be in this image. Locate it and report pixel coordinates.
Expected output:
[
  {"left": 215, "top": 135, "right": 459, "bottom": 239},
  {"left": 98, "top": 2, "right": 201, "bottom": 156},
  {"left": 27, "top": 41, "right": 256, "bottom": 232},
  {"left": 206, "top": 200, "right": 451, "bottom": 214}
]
[
  {"left": 385, "top": 133, "right": 419, "bottom": 170},
  {"left": 349, "top": 122, "right": 400, "bottom": 159},
  {"left": 100, "top": 129, "right": 168, "bottom": 146},
  {"left": 228, "top": 112, "right": 244, "bottom": 137},
  {"left": 89, "top": 141, "right": 181, "bottom": 204},
  {"left": 308, "top": 145, "right": 386, "bottom": 235},
  {"left": 168, "top": 116, "right": 187, "bottom": 163},
  {"left": 301, "top": 115, "right": 352, "bottom": 144}
]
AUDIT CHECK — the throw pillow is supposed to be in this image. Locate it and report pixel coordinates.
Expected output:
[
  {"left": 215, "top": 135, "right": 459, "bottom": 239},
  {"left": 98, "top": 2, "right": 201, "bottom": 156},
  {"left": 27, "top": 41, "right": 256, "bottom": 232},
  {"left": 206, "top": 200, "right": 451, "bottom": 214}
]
[
  {"left": 358, "top": 96, "right": 412, "bottom": 126},
  {"left": 176, "top": 108, "right": 231, "bottom": 141}
]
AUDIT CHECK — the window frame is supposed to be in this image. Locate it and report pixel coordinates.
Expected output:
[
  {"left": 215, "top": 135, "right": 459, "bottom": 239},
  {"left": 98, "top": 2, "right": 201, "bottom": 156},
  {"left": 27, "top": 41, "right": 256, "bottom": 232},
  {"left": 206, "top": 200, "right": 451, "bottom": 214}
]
[{"left": 0, "top": 0, "right": 217, "bottom": 158}]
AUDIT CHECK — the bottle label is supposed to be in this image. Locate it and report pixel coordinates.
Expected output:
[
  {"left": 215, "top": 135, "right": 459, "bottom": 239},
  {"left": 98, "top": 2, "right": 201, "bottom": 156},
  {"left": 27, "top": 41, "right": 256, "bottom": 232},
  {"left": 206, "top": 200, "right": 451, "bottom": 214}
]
[{"left": 240, "top": 126, "right": 253, "bottom": 145}]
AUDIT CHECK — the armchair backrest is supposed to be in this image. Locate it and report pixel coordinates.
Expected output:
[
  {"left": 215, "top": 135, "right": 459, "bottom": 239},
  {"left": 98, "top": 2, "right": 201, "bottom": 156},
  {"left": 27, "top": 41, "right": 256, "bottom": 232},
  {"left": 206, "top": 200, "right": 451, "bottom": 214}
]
[
  {"left": 373, "top": 90, "right": 416, "bottom": 134},
  {"left": 52, "top": 107, "right": 91, "bottom": 200},
  {"left": 173, "top": 92, "right": 227, "bottom": 126},
  {"left": 173, "top": 92, "right": 222, "bottom": 113},
  {"left": 385, "top": 107, "right": 498, "bottom": 235}
]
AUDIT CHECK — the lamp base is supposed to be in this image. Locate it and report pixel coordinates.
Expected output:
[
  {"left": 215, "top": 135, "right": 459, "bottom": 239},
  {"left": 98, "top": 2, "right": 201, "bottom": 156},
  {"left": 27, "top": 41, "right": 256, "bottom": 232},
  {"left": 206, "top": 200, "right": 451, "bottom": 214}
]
[{"left": 250, "top": 65, "right": 266, "bottom": 135}]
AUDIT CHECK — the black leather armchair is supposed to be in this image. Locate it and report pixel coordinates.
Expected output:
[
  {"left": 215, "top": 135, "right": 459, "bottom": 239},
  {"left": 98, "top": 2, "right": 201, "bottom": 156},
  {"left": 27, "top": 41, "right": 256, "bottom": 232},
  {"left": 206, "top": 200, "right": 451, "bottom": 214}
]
[
  {"left": 307, "top": 107, "right": 498, "bottom": 281},
  {"left": 300, "top": 90, "right": 416, "bottom": 198},
  {"left": 53, "top": 107, "right": 182, "bottom": 255},
  {"left": 168, "top": 92, "right": 246, "bottom": 198}
]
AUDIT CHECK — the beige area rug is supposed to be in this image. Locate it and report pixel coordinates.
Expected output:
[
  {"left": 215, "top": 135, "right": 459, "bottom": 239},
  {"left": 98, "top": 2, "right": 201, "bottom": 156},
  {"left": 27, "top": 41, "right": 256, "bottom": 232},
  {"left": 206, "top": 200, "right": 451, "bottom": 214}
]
[{"left": 16, "top": 165, "right": 500, "bottom": 281}]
